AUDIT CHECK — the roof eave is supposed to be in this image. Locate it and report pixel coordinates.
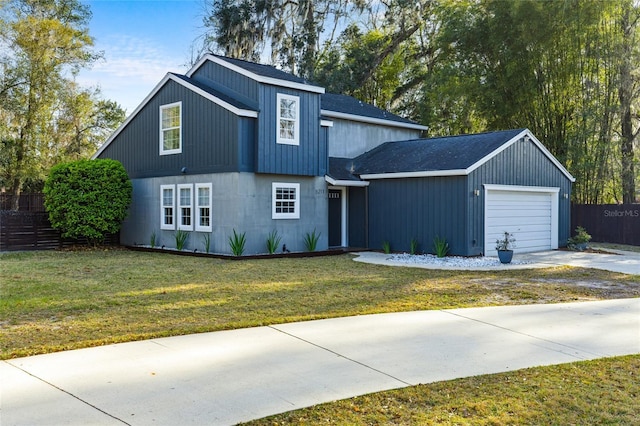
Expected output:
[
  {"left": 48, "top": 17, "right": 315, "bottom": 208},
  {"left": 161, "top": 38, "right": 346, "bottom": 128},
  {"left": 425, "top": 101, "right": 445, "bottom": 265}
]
[
  {"left": 360, "top": 169, "right": 468, "bottom": 180},
  {"left": 92, "top": 73, "right": 258, "bottom": 160},
  {"left": 187, "top": 54, "right": 325, "bottom": 94},
  {"left": 465, "top": 129, "right": 576, "bottom": 182},
  {"left": 320, "top": 109, "right": 428, "bottom": 131},
  {"left": 325, "top": 175, "right": 370, "bottom": 187}
]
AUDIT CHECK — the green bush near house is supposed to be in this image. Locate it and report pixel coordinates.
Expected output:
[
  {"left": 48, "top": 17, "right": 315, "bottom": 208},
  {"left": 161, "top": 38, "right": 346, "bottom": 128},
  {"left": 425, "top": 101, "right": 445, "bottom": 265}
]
[{"left": 43, "top": 159, "right": 132, "bottom": 245}]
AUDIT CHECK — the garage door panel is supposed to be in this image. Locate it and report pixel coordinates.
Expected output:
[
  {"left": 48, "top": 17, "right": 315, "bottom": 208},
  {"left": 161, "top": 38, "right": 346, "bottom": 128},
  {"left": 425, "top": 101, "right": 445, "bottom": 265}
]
[
  {"left": 485, "top": 189, "right": 556, "bottom": 256},
  {"left": 488, "top": 198, "right": 551, "bottom": 207},
  {"left": 487, "top": 216, "right": 551, "bottom": 228}
]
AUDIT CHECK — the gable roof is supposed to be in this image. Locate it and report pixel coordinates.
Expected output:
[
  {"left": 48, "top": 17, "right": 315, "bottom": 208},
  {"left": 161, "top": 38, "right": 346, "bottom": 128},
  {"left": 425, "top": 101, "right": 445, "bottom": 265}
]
[
  {"left": 187, "top": 54, "right": 325, "bottom": 94},
  {"left": 321, "top": 93, "right": 428, "bottom": 131},
  {"left": 92, "top": 72, "right": 259, "bottom": 159},
  {"left": 354, "top": 128, "right": 575, "bottom": 182}
]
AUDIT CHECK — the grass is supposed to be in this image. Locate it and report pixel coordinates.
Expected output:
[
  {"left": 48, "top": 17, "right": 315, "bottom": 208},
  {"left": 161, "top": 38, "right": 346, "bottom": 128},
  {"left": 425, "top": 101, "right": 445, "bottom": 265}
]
[
  {"left": 244, "top": 355, "right": 640, "bottom": 425},
  {"left": 1, "top": 247, "right": 638, "bottom": 424},
  {"left": 1, "top": 248, "right": 638, "bottom": 360}
]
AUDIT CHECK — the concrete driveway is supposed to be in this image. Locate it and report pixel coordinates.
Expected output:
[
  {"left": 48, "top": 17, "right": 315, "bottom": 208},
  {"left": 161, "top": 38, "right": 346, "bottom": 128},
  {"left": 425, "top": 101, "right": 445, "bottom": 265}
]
[{"left": 2, "top": 298, "right": 639, "bottom": 426}]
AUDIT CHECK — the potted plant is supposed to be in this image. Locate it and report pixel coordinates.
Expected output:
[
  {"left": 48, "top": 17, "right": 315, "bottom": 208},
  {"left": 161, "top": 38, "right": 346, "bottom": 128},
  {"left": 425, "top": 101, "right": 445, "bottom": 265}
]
[
  {"left": 495, "top": 231, "right": 516, "bottom": 264},
  {"left": 567, "top": 226, "right": 591, "bottom": 251}
]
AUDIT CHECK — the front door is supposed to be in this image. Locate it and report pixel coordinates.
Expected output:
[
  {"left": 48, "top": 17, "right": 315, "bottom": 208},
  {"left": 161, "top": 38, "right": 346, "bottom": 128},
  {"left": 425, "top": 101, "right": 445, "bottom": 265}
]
[{"left": 328, "top": 189, "right": 342, "bottom": 247}]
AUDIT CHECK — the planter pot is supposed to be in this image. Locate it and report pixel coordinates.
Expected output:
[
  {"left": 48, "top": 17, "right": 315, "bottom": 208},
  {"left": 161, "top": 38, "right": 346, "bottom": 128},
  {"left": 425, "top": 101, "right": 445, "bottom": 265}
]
[{"left": 497, "top": 249, "right": 514, "bottom": 264}]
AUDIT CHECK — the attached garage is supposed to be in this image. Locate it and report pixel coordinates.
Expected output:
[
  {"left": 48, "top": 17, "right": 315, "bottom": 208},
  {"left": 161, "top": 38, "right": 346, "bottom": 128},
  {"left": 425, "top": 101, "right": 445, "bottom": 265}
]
[
  {"left": 329, "top": 128, "right": 576, "bottom": 256},
  {"left": 484, "top": 185, "right": 559, "bottom": 256}
]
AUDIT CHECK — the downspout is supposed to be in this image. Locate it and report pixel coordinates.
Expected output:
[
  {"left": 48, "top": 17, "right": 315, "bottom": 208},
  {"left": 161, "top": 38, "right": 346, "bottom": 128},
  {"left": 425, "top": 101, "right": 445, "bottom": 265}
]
[{"left": 365, "top": 186, "right": 369, "bottom": 249}]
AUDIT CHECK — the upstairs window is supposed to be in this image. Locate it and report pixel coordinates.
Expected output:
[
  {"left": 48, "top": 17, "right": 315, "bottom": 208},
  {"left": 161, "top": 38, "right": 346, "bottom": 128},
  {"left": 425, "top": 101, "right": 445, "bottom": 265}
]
[
  {"left": 161, "top": 185, "right": 175, "bottom": 230},
  {"left": 160, "top": 102, "right": 182, "bottom": 155},
  {"left": 272, "top": 182, "right": 300, "bottom": 219},
  {"left": 177, "top": 184, "right": 193, "bottom": 230},
  {"left": 195, "top": 183, "right": 212, "bottom": 232},
  {"left": 277, "top": 94, "right": 299, "bottom": 145}
]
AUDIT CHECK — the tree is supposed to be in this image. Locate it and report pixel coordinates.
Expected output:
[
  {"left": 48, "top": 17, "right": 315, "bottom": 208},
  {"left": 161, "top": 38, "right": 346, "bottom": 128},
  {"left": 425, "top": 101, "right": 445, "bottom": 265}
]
[
  {"left": 0, "top": 0, "right": 115, "bottom": 210},
  {"left": 201, "top": 0, "right": 367, "bottom": 78},
  {"left": 43, "top": 159, "right": 132, "bottom": 244},
  {"left": 430, "top": 0, "right": 638, "bottom": 203},
  {"left": 618, "top": 0, "right": 639, "bottom": 203},
  {"left": 314, "top": 25, "right": 406, "bottom": 109}
]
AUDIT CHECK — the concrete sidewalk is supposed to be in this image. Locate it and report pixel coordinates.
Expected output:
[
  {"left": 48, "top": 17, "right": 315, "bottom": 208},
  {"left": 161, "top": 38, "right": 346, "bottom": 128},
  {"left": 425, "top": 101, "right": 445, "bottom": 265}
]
[{"left": 2, "top": 298, "right": 639, "bottom": 426}]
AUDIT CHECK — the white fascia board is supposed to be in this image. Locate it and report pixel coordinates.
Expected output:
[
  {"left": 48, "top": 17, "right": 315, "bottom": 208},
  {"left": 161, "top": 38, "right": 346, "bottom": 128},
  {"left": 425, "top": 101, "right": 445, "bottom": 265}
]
[
  {"left": 92, "top": 73, "right": 258, "bottom": 159},
  {"left": 525, "top": 130, "right": 576, "bottom": 182},
  {"left": 360, "top": 169, "right": 467, "bottom": 180},
  {"left": 483, "top": 184, "right": 560, "bottom": 193},
  {"left": 320, "top": 109, "right": 429, "bottom": 131},
  {"left": 188, "top": 54, "right": 325, "bottom": 94},
  {"left": 466, "top": 128, "right": 576, "bottom": 182},
  {"left": 321, "top": 119, "right": 334, "bottom": 127},
  {"left": 324, "top": 175, "right": 369, "bottom": 187}
]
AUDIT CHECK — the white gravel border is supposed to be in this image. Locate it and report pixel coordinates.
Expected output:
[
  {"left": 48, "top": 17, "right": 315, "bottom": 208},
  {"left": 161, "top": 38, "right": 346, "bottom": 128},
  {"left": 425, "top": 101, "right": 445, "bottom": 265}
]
[
  {"left": 390, "top": 253, "right": 531, "bottom": 267},
  {"left": 353, "top": 251, "right": 539, "bottom": 270}
]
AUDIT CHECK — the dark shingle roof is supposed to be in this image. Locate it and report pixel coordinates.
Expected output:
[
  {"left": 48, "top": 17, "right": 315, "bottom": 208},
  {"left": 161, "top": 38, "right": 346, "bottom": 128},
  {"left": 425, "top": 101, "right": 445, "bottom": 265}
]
[
  {"left": 354, "top": 129, "right": 526, "bottom": 175},
  {"left": 170, "top": 73, "right": 259, "bottom": 111},
  {"left": 328, "top": 157, "right": 362, "bottom": 182},
  {"left": 214, "top": 55, "right": 315, "bottom": 86},
  {"left": 321, "top": 93, "right": 417, "bottom": 126}
]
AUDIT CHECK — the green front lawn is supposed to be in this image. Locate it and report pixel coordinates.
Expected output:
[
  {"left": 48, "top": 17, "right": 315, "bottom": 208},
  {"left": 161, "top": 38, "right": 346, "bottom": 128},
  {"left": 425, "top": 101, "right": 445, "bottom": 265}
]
[
  {"left": 244, "top": 355, "right": 640, "bottom": 425},
  {"left": 1, "top": 248, "right": 638, "bottom": 359}
]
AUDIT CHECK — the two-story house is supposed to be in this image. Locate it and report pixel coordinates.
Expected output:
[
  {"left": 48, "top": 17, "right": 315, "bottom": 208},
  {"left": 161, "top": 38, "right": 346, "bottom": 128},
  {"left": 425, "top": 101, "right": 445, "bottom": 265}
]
[{"left": 94, "top": 54, "right": 574, "bottom": 256}]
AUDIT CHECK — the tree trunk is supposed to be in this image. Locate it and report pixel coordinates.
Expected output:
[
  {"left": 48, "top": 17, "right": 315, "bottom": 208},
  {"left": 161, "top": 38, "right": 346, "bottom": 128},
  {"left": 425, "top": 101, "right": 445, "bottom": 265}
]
[{"left": 619, "top": 4, "right": 636, "bottom": 204}]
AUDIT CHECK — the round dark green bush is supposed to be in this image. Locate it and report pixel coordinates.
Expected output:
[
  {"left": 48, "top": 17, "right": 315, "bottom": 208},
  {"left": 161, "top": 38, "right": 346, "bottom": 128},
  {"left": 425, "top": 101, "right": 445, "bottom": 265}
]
[{"left": 44, "top": 159, "right": 132, "bottom": 244}]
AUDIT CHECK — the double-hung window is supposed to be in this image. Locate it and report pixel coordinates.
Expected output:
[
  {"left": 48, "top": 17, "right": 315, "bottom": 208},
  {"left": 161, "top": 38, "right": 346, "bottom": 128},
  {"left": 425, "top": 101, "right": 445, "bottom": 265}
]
[
  {"left": 272, "top": 182, "right": 300, "bottom": 219},
  {"left": 276, "top": 93, "right": 299, "bottom": 145},
  {"left": 160, "top": 185, "right": 175, "bottom": 230},
  {"left": 195, "top": 183, "right": 212, "bottom": 232},
  {"left": 177, "top": 184, "right": 193, "bottom": 230},
  {"left": 160, "top": 102, "right": 182, "bottom": 155}
]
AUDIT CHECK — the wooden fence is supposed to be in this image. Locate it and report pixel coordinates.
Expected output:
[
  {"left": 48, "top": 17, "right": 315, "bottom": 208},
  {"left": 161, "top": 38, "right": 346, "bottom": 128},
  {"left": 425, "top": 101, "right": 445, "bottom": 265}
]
[
  {"left": 0, "top": 193, "right": 45, "bottom": 212},
  {"left": 571, "top": 204, "right": 640, "bottom": 246},
  {"left": 0, "top": 211, "right": 119, "bottom": 251},
  {"left": 1, "top": 193, "right": 120, "bottom": 251}
]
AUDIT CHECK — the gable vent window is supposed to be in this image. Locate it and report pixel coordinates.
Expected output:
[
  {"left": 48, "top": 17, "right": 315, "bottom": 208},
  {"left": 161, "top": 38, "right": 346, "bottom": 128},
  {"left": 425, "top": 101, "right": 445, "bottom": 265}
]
[
  {"left": 277, "top": 94, "right": 299, "bottom": 145},
  {"left": 272, "top": 182, "right": 300, "bottom": 219},
  {"left": 177, "top": 184, "right": 193, "bottom": 230},
  {"left": 160, "top": 185, "right": 175, "bottom": 230},
  {"left": 195, "top": 183, "right": 212, "bottom": 232},
  {"left": 160, "top": 102, "right": 182, "bottom": 155}
]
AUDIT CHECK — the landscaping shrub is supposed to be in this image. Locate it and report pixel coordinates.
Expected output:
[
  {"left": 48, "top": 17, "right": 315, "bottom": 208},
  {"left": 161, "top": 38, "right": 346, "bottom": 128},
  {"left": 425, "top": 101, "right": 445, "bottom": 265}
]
[{"left": 43, "top": 159, "right": 132, "bottom": 245}]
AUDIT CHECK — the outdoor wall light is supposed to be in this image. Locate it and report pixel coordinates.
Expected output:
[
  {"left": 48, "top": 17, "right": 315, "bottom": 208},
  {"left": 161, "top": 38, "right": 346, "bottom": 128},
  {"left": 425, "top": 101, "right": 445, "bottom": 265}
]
[
  {"left": 180, "top": 166, "right": 187, "bottom": 174},
  {"left": 564, "top": 193, "right": 569, "bottom": 199},
  {"left": 474, "top": 189, "right": 480, "bottom": 196}
]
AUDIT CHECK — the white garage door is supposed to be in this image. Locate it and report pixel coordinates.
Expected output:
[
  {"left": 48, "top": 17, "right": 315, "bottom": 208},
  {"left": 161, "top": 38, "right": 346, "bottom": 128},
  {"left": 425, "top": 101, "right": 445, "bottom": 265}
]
[{"left": 484, "top": 186, "right": 559, "bottom": 256}]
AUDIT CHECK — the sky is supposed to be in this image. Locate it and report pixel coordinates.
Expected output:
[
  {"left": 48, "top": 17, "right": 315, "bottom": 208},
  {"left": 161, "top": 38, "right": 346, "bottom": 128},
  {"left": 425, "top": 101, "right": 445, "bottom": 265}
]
[{"left": 77, "top": 0, "right": 206, "bottom": 114}]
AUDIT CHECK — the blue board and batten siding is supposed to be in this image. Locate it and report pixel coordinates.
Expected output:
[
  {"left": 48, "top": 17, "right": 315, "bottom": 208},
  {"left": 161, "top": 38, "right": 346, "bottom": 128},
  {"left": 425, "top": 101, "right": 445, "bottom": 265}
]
[
  {"left": 191, "top": 60, "right": 260, "bottom": 103},
  {"left": 366, "top": 176, "right": 468, "bottom": 255},
  {"left": 364, "top": 136, "right": 573, "bottom": 256},
  {"left": 467, "top": 136, "right": 573, "bottom": 255},
  {"left": 192, "top": 59, "right": 326, "bottom": 177},
  {"left": 99, "top": 80, "right": 251, "bottom": 178},
  {"left": 256, "top": 87, "right": 325, "bottom": 176}
]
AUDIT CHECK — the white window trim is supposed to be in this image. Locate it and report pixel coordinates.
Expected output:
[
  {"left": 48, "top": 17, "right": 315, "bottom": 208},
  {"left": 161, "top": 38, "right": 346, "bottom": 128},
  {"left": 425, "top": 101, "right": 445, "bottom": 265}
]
[
  {"left": 272, "top": 182, "right": 300, "bottom": 219},
  {"left": 177, "top": 183, "right": 193, "bottom": 231},
  {"left": 276, "top": 93, "right": 300, "bottom": 146},
  {"left": 160, "top": 101, "right": 182, "bottom": 155},
  {"left": 195, "top": 183, "right": 213, "bottom": 232},
  {"left": 160, "top": 185, "right": 175, "bottom": 230}
]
